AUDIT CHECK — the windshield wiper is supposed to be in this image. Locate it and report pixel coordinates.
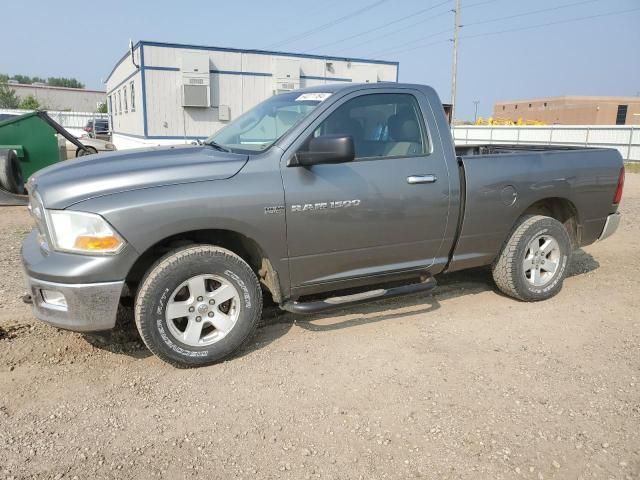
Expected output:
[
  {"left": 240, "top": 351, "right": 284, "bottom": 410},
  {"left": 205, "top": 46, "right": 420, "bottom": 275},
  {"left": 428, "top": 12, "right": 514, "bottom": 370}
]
[{"left": 203, "top": 140, "right": 231, "bottom": 152}]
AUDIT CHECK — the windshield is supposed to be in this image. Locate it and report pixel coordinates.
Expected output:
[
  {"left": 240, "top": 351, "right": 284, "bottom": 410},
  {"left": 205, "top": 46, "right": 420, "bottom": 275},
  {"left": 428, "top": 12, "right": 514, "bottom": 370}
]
[{"left": 207, "top": 92, "right": 332, "bottom": 153}]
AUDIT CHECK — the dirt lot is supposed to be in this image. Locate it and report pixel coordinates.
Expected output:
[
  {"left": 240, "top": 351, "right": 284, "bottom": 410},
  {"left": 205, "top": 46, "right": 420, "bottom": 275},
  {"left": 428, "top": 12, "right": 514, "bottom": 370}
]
[{"left": 1, "top": 175, "right": 639, "bottom": 480}]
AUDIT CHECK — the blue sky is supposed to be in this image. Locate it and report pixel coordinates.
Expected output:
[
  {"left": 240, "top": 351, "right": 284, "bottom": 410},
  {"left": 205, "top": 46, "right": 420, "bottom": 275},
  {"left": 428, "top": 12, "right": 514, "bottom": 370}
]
[{"left": 3, "top": 0, "right": 639, "bottom": 120}]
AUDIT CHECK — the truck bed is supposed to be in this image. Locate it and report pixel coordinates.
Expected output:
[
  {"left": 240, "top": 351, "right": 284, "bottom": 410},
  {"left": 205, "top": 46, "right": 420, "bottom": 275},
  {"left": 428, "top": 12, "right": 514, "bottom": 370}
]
[
  {"left": 446, "top": 145, "right": 623, "bottom": 273},
  {"left": 455, "top": 144, "right": 594, "bottom": 157}
]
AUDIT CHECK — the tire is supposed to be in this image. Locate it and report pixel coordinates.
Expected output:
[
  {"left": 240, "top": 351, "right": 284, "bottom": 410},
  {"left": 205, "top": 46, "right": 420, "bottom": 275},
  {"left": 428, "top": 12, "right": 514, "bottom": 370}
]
[
  {"left": 0, "top": 149, "right": 25, "bottom": 194},
  {"left": 134, "top": 245, "right": 263, "bottom": 367},
  {"left": 492, "top": 215, "right": 572, "bottom": 301},
  {"left": 76, "top": 146, "right": 98, "bottom": 157}
]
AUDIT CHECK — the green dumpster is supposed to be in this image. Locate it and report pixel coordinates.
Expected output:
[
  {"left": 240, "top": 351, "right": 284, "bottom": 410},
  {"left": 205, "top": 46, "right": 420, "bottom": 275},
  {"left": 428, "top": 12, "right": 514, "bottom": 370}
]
[{"left": 0, "top": 112, "right": 61, "bottom": 187}]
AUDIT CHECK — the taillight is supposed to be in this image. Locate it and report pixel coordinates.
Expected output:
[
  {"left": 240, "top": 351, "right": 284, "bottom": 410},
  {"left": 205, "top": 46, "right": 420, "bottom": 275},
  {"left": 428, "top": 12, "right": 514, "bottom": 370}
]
[
  {"left": 613, "top": 167, "right": 625, "bottom": 205},
  {"left": 84, "top": 126, "right": 91, "bottom": 132}
]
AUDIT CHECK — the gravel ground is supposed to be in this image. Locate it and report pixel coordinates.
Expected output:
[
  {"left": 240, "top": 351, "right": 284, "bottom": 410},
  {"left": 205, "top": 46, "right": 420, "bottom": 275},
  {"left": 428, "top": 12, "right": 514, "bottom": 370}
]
[{"left": 1, "top": 174, "right": 639, "bottom": 480}]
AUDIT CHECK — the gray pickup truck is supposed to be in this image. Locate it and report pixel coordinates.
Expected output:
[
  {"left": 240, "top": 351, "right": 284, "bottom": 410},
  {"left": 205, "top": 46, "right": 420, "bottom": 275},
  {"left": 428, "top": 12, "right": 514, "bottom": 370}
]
[{"left": 22, "top": 83, "right": 624, "bottom": 367}]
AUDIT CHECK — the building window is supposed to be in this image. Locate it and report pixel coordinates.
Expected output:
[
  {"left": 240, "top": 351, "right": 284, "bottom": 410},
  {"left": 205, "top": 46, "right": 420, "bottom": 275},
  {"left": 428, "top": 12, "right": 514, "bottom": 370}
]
[
  {"left": 616, "top": 105, "right": 628, "bottom": 125},
  {"left": 118, "top": 90, "right": 122, "bottom": 115},
  {"left": 502, "top": 105, "right": 505, "bottom": 111},
  {"left": 515, "top": 105, "right": 518, "bottom": 110},
  {"left": 544, "top": 102, "right": 547, "bottom": 107},
  {"left": 130, "top": 81, "right": 136, "bottom": 112},
  {"left": 123, "top": 86, "right": 128, "bottom": 113},
  {"left": 108, "top": 95, "right": 113, "bottom": 115},
  {"left": 528, "top": 103, "right": 532, "bottom": 108}
]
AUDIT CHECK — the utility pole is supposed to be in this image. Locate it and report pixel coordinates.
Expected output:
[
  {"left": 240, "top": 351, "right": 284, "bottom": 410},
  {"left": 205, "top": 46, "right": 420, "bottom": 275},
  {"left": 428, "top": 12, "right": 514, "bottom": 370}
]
[
  {"left": 473, "top": 100, "right": 480, "bottom": 122},
  {"left": 450, "top": 0, "right": 460, "bottom": 123}
]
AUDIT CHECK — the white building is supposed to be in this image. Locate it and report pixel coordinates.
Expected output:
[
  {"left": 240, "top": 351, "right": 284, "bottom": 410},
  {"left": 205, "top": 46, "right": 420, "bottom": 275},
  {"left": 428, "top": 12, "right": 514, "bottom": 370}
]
[
  {"left": 7, "top": 83, "right": 105, "bottom": 112},
  {"left": 105, "top": 40, "right": 399, "bottom": 149}
]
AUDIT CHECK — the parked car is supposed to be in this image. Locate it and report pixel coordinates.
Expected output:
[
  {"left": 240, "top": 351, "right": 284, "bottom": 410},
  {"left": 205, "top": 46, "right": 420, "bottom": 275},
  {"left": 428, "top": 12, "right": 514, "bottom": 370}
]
[
  {"left": 83, "top": 119, "right": 110, "bottom": 140},
  {"left": 21, "top": 83, "right": 624, "bottom": 367},
  {"left": 63, "top": 135, "right": 116, "bottom": 157},
  {"left": 0, "top": 113, "right": 19, "bottom": 122}
]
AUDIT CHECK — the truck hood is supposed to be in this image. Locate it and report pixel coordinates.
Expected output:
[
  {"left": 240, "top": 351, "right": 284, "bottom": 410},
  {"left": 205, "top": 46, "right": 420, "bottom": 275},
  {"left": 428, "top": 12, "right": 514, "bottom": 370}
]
[{"left": 30, "top": 145, "right": 249, "bottom": 209}]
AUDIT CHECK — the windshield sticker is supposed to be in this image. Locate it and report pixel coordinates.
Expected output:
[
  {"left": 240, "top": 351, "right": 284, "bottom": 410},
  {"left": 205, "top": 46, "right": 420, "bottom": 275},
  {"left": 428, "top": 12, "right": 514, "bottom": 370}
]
[{"left": 295, "top": 93, "right": 332, "bottom": 102}]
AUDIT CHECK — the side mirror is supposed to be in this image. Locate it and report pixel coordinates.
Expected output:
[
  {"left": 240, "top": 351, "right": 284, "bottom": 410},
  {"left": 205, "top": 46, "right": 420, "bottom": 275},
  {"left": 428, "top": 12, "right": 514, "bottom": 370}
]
[{"left": 290, "top": 135, "right": 355, "bottom": 167}]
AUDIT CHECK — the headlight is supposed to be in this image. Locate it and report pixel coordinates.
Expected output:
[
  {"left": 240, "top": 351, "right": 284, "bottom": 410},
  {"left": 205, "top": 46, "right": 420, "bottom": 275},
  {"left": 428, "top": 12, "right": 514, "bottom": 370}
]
[
  {"left": 47, "top": 210, "right": 125, "bottom": 254},
  {"left": 105, "top": 143, "right": 116, "bottom": 150}
]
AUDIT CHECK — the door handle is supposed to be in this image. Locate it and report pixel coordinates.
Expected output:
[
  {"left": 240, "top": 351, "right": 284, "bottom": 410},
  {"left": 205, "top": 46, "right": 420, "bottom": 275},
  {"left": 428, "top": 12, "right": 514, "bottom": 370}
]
[{"left": 407, "top": 174, "right": 437, "bottom": 184}]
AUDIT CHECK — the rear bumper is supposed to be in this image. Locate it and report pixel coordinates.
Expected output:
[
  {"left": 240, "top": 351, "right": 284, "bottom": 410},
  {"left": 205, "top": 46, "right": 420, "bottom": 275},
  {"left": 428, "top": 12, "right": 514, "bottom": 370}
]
[
  {"left": 598, "top": 212, "right": 621, "bottom": 241},
  {"left": 24, "top": 275, "right": 123, "bottom": 332}
]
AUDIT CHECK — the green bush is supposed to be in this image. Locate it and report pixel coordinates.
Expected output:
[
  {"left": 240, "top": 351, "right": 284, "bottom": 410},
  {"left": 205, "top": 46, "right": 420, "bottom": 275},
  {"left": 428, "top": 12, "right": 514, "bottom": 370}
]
[
  {"left": 0, "top": 83, "right": 19, "bottom": 108},
  {"left": 19, "top": 95, "right": 40, "bottom": 110}
]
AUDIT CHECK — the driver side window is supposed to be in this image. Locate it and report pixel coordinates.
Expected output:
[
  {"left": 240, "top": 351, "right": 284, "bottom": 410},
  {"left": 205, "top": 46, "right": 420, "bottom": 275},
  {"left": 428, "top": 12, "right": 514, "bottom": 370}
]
[{"left": 310, "top": 93, "right": 429, "bottom": 160}]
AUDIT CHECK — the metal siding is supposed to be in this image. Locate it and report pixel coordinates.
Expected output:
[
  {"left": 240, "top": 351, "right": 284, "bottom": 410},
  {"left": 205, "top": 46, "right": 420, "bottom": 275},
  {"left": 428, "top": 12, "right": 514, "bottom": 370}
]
[
  {"left": 299, "top": 58, "right": 326, "bottom": 79},
  {"left": 242, "top": 75, "right": 271, "bottom": 112},
  {"left": 212, "top": 73, "right": 243, "bottom": 125},
  {"left": 242, "top": 53, "right": 271, "bottom": 75},
  {"left": 145, "top": 69, "right": 182, "bottom": 137},
  {"left": 109, "top": 71, "right": 144, "bottom": 137},
  {"left": 452, "top": 125, "right": 639, "bottom": 161}
]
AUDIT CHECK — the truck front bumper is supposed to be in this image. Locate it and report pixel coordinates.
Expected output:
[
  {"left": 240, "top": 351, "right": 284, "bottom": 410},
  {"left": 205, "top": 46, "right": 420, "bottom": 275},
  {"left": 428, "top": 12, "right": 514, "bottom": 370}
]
[
  {"left": 24, "top": 276, "right": 124, "bottom": 332},
  {"left": 21, "top": 229, "right": 127, "bottom": 332},
  {"left": 598, "top": 212, "right": 621, "bottom": 242}
]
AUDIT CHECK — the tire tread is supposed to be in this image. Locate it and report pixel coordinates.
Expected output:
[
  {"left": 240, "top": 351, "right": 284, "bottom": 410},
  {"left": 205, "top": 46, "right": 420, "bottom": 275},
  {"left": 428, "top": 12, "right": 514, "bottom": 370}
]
[
  {"left": 492, "top": 215, "right": 563, "bottom": 302},
  {"left": 134, "top": 245, "right": 262, "bottom": 368}
]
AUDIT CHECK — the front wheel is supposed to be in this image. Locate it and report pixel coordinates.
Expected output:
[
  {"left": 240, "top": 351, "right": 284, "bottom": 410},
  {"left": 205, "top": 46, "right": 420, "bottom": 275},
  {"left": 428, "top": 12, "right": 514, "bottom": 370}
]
[
  {"left": 135, "top": 245, "right": 263, "bottom": 367},
  {"left": 492, "top": 215, "right": 572, "bottom": 301}
]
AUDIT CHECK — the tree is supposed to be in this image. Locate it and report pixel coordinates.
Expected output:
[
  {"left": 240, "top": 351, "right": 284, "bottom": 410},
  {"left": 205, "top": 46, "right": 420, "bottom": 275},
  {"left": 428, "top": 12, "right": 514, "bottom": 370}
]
[
  {"left": 47, "top": 77, "right": 85, "bottom": 89},
  {"left": 0, "top": 83, "right": 20, "bottom": 108},
  {"left": 19, "top": 95, "right": 40, "bottom": 110},
  {"left": 97, "top": 102, "right": 108, "bottom": 113},
  {"left": 12, "top": 74, "right": 33, "bottom": 84}
]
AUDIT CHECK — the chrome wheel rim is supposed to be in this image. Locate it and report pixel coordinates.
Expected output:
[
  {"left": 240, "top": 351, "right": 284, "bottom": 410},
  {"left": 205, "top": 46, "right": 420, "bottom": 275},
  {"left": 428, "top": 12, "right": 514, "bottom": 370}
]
[
  {"left": 523, "top": 234, "right": 561, "bottom": 287},
  {"left": 165, "top": 274, "right": 240, "bottom": 347}
]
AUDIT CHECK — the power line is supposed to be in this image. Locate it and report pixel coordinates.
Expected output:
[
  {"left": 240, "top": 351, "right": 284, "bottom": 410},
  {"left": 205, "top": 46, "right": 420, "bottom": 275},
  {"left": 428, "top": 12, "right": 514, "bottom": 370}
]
[
  {"left": 310, "top": 0, "right": 500, "bottom": 55},
  {"left": 349, "top": 13, "right": 451, "bottom": 53},
  {"left": 374, "top": 4, "right": 639, "bottom": 57},
  {"left": 370, "top": 28, "right": 452, "bottom": 56},
  {"left": 266, "top": 0, "right": 390, "bottom": 49},
  {"left": 306, "top": 0, "right": 451, "bottom": 52},
  {"left": 373, "top": 38, "right": 451, "bottom": 57},
  {"left": 463, "top": 0, "right": 602, "bottom": 27},
  {"left": 460, "top": 6, "right": 640, "bottom": 40},
  {"left": 344, "top": 0, "right": 499, "bottom": 58}
]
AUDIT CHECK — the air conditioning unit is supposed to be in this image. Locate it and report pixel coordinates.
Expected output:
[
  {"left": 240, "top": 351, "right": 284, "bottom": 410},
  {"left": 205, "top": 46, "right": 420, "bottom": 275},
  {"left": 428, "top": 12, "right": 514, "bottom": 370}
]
[
  {"left": 272, "top": 58, "right": 300, "bottom": 95},
  {"left": 182, "top": 77, "right": 210, "bottom": 107},
  {"left": 180, "top": 52, "right": 210, "bottom": 107}
]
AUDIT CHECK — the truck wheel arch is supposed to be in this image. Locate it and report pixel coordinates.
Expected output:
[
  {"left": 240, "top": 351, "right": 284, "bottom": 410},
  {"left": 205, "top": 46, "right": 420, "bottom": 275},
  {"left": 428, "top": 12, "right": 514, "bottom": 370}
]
[
  {"left": 519, "top": 197, "right": 580, "bottom": 247},
  {"left": 125, "top": 229, "right": 283, "bottom": 304}
]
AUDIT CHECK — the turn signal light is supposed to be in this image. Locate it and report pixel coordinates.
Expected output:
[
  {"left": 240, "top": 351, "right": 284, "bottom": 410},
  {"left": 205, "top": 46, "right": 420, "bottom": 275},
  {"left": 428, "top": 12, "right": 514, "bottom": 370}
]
[
  {"left": 74, "top": 235, "right": 122, "bottom": 251},
  {"left": 613, "top": 167, "right": 625, "bottom": 205}
]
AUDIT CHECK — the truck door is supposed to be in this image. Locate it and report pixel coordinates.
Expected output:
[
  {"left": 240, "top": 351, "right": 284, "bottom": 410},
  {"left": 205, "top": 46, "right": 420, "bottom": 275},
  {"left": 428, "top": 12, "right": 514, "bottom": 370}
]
[{"left": 281, "top": 89, "right": 451, "bottom": 290}]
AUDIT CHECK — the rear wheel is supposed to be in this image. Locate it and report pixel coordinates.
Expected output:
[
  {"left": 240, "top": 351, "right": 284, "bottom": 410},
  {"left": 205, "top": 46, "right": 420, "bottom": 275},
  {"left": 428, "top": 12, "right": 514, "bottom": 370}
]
[
  {"left": 492, "top": 215, "right": 571, "bottom": 301},
  {"left": 134, "top": 245, "right": 262, "bottom": 367},
  {"left": 0, "top": 149, "right": 25, "bottom": 194}
]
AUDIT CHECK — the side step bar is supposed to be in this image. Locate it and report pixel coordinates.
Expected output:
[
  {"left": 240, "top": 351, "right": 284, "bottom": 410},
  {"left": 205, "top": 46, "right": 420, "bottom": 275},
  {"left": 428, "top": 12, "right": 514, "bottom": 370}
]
[{"left": 282, "top": 277, "right": 437, "bottom": 314}]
